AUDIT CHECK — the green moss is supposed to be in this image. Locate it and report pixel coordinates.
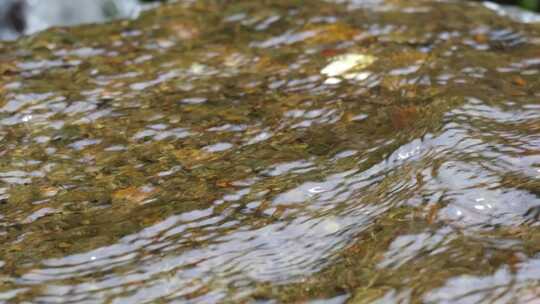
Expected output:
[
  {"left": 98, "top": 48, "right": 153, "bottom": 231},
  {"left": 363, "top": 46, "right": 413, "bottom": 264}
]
[{"left": 7, "top": 185, "right": 41, "bottom": 205}]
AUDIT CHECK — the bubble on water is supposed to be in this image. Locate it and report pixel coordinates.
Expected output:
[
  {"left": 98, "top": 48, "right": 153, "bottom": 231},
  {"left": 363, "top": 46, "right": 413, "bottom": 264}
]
[
  {"left": 21, "top": 115, "right": 32, "bottom": 122},
  {"left": 396, "top": 145, "right": 422, "bottom": 161},
  {"left": 308, "top": 186, "right": 326, "bottom": 194}
]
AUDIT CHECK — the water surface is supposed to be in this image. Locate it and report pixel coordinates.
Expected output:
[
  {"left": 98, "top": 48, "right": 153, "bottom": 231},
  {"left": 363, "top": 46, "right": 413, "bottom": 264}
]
[{"left": 0, "top": 0, "right": 540, "bottom": 303}]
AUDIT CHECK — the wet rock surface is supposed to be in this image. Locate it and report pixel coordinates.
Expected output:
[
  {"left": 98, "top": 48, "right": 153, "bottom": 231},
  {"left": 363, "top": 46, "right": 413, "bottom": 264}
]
[
  {"left": 0, "top": 0, "right": 143, "bottom": 40},
  {"left": 0, "top": 0, "right": 540, "bottom": 302}
]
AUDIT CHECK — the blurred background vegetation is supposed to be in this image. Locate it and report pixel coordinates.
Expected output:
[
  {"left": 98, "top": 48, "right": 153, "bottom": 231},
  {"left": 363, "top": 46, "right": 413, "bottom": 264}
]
[
  {"left": 142, "top": 0, "right": 539, "bottom": 12},
  {"left": 141, "top": 0, "right": 540, "bottom": 12},
  {"left": 484, "top": 0, "right": 540, "bottom": 11}
]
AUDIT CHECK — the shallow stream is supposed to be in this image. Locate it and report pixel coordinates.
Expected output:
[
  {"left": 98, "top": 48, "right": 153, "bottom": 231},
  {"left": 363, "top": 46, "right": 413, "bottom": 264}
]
[{"left": 0, "top": 0, "right": 540, "bottom": 303}]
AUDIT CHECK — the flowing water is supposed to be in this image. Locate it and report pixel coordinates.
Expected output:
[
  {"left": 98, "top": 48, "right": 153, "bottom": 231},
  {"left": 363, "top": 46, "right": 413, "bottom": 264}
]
[{"left": 0, "top": 0, "right": 540, "bottom": 303}]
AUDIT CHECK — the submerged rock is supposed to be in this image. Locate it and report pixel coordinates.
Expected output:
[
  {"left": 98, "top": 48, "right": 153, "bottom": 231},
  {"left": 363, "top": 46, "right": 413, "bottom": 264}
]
[
  {"left": 321, "top": 53, "right": 376, "bottom": 84},
  {"left": 321, "top": 53, "right": 376, "bottom": 77}
]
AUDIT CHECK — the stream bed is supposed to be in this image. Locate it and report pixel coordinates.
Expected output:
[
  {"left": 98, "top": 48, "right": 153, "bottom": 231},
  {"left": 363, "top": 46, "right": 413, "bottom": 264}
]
[{"left": 0, "top": 0, "right": 540, "bottom": 303}]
